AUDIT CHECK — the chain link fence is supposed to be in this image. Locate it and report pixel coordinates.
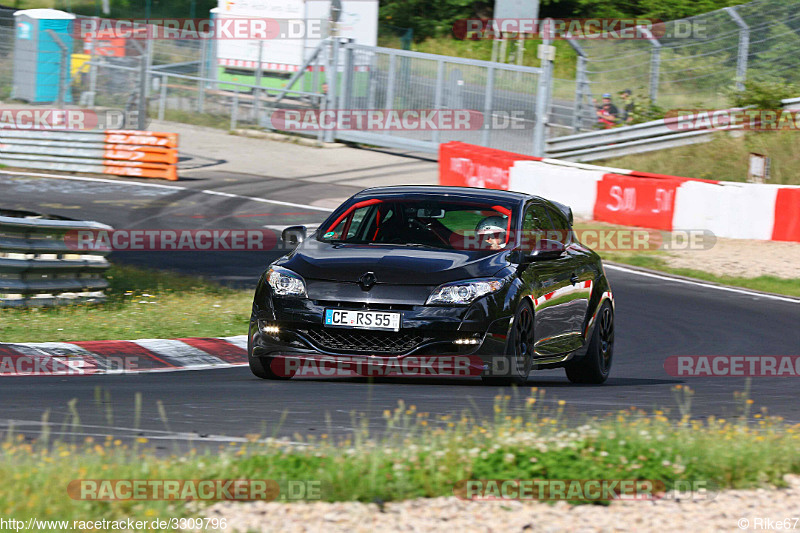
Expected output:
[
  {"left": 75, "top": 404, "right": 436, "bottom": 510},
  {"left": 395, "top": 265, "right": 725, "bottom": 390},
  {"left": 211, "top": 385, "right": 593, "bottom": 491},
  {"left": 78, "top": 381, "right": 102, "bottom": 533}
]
[
  {"left": 2, "top": 0, "right": 799, "bottom": 158},
  {"left": 573, "top": 0, "right": 800, "bottom": 124}
]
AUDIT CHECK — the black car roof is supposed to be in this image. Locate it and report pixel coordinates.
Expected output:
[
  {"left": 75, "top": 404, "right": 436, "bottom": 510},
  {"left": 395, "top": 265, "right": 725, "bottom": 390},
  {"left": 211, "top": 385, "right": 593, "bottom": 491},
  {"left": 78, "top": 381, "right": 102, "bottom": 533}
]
[
  {"left": 351, "top": 185, "right": 573, "bottom": 225},
  {"left": 354, "top": 185, "right": 534, "bottom": 203}
]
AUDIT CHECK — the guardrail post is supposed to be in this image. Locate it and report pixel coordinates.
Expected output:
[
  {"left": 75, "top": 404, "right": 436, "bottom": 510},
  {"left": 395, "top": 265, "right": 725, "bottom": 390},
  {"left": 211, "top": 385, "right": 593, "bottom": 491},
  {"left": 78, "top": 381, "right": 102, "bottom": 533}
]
[
  {"left": 158, "top": 74, "right": 168, "bottom": 121},
  {"left": 481, "top": 66, "right": 495, "bottom": 146},
  {"left": 725, "top": 6, "right": 750, "bottom": 91},
  {"left": 532, "top": 19, "right": 555, "bottom": 157},
  {"left": 45, "top": 30, "right": 68, "bottom": 107},
  {"left": 432, "top": 59, "right": 445, "bottom": 145}
]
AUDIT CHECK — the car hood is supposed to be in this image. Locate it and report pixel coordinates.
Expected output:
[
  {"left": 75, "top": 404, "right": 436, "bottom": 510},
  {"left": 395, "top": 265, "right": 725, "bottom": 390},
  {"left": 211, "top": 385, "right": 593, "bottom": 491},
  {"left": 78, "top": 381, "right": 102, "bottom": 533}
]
[{"left": 278, "top": 240, "right": 510, "bottom": 286}]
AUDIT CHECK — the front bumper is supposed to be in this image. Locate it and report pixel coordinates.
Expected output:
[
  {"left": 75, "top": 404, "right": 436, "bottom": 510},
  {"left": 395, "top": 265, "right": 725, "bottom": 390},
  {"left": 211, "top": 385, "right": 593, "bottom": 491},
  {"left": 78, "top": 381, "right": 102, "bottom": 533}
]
[{"left": 250, "top": 295, "right": 513, "bottom": 374}]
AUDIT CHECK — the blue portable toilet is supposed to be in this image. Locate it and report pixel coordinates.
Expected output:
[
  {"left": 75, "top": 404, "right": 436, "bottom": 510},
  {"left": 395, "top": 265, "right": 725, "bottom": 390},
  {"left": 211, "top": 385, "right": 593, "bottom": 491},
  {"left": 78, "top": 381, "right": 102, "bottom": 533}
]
[{"left": 12, "top": 9, "right": 76, "bottom": 103}]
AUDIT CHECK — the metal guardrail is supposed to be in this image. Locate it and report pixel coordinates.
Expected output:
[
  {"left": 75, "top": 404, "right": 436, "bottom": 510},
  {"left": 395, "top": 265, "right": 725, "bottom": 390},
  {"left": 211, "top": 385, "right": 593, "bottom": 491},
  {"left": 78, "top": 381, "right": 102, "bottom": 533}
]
[
  {"left": 547, "top": 97, "right": 800, "bottom": 161},
  {"left": 0, "top": 210, "right": 112, "bottom": 308},
  {"left": 545, "top": 114, "right": 728, "bottom": 162},
  {"left": 0, "top": 129, "right": 179, "bottom": 180}
]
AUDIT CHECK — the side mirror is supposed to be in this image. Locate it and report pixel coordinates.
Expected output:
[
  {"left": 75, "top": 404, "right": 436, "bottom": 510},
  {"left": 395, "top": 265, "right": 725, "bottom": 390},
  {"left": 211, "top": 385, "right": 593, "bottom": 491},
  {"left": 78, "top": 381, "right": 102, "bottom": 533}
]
[
  {"left": 527, "top": 239, "right": 566, "bottom": 261},
  {"left": 282, "top": 225, "right": 307, "bottom": 247}
]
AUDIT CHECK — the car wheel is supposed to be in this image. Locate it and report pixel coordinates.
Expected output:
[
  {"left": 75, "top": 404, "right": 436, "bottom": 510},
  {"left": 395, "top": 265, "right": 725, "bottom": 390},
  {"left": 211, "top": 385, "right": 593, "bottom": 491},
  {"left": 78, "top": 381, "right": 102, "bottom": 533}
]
[
  {"left": 565, "top": 301, "right": 614, "bottom": 384},
  {"left": 482, "top": 300, "right": 534, "bottom": 386}
]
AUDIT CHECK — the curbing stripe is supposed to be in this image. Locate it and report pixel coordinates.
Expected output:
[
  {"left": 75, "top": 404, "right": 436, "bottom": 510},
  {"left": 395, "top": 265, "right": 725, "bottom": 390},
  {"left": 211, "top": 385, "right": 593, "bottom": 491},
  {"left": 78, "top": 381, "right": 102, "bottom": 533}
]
[{"left": 0, "top": 335, "right": 249, "bottom": 377}]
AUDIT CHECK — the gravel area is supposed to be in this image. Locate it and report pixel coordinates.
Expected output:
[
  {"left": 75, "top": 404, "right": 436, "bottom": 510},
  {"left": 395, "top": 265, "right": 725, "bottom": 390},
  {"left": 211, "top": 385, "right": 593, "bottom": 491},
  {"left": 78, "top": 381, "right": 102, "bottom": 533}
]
[
  {"left": 202, "top": 475, "right": 800, "bottom": 532},
  {"left": 663, "top": 237, "right": 800, "bottom": 279}
]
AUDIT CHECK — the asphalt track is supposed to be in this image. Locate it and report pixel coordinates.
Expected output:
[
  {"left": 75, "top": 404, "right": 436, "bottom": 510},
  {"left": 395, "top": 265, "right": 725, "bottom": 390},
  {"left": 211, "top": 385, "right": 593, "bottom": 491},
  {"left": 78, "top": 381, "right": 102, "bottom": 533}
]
[{"left": 1, "top": 170, "right": 799, "bottom": 446}]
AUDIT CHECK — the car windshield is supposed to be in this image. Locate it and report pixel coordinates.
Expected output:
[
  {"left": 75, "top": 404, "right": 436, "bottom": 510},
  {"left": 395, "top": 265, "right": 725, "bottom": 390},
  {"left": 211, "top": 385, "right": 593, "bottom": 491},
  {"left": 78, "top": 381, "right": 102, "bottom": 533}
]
[{"left": 318, "top": 198, "right": 515, "bottom": 250}]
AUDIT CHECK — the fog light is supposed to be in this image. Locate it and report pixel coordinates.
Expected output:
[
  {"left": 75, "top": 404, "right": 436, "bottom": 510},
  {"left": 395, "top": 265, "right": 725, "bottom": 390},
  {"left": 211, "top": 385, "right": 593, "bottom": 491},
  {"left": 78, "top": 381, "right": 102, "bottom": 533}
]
[
  {"left": 454, "top": 337, "right": 480, "bottom": 345},
  {"left": 261, "top": 324, "right": 280, "bottom": 335}
]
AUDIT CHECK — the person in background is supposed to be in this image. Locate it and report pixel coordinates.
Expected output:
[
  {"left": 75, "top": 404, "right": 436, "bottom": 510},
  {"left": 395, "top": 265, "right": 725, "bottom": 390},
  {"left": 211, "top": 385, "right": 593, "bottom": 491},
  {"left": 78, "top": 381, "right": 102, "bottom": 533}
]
[
  {"left": 619, "top": 89, "right": 635, "bottom": 124},
  {"left": 595, "top": 93, "right": 618, "bottom": 128}
]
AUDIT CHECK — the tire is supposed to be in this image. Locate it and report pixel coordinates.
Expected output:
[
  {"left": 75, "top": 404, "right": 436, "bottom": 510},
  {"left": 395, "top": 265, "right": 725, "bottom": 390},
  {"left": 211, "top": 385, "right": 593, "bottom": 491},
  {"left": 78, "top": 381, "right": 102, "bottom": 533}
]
[
  {"left": 565, "top": 301, "right": 614, "bottom": 384},
  {"left": 482, "top": 300, "right": 534, "bottom": 386}
]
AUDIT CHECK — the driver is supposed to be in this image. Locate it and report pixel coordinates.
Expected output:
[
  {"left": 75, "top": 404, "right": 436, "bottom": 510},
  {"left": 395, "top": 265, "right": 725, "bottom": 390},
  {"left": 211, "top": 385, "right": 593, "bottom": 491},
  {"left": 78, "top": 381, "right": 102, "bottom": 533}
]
[{"left": 475, "top": 216, "right": 507, "bottom": 250}]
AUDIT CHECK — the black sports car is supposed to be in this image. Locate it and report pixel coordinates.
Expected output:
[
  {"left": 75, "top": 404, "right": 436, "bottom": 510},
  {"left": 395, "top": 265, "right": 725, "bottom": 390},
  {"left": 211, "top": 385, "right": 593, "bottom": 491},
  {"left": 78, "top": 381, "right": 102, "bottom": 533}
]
[{"left": 248, "top": 186, "right": 614, "bottom": 385}]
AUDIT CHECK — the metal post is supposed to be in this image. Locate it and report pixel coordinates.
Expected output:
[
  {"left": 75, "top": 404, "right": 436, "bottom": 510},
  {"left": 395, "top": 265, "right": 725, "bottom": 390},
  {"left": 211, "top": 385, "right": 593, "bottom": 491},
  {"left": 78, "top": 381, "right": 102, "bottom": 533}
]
[
  {"left": 231, "top": 88, "right": 239, "bottom": 130},
  {"left": 640, "top": 27, "right": 661, "bottom": 104},
  {"left": 324, "top": 37, "right": 340, "bottom": 143},
  {"left": 568, "top": 39, "right": 587, "bottom": 133},
  {"left": 481, "top": 66, "right": 495, "bottom": 146},
  {"left": 338, "top": 39, "right": 354, "bottom": 111},
  {"left": 45, "top": 30, "right": 68, "bottom": 107},
  {"left": 573, "top": 55, "right": 587, "bottom": 132},
  {"left": 254, "top": 43, "right": 263, "bottom": 125},
  {"left": 88, "top": 17, "right": 99, "bottom": 107},
  {"left": 725, "top": 6, "right": 749, "bottom": 91},
  {"left": 532, "top": 19, "right": 554, "bottom": 157},
  {"left": 432, "top": 59, "right": 445, "bottom": 144},
  {"left": 158, "top": 74, "right": 167, "bottom": 121},
  {"left": 198, "top": 39, "right": 207, "bottom": 113},
  {"left": 366, "top": 51, "right": 377, "bottom": 109},
  {"left": 385, "top": 52, "right": 396, "bottom": 111}
]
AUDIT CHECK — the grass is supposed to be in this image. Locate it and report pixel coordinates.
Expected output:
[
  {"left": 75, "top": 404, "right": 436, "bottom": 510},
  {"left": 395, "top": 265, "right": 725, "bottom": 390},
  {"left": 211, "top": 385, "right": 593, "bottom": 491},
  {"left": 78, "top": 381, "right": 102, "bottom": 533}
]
[
  {"left": 1, "top": 388, "right": 799, "bottom": 530},
  {"left": 0, "top": 265, "right": 252, "bottom": 343},
  {"left": 595, "top": 130, "right": 800, "bottom": 186}
]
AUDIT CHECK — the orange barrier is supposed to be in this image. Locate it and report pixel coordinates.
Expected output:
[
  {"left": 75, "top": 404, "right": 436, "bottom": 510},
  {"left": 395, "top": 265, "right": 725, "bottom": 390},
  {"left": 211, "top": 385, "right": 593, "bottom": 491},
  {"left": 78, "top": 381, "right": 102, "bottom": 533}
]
[{"left": 102, "top": 130, "right": 179, "bottom": 180}]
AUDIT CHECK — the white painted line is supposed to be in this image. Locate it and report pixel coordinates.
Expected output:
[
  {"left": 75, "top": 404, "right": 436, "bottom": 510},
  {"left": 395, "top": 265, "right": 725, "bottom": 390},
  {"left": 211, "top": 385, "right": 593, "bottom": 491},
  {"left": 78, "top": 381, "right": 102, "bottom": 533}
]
[
  {"left": 605, "top": 263, "right": 800, "bottom": 304},
  {"left": 0, "top": 170, "right": 334, "bottom": 212}
]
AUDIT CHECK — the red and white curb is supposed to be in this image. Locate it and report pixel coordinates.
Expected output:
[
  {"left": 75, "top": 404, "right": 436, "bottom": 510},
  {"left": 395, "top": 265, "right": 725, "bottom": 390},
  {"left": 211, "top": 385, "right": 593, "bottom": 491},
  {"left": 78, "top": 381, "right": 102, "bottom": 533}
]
[{"left": 0, "top": 335, "right": 248, "bottom": 376}]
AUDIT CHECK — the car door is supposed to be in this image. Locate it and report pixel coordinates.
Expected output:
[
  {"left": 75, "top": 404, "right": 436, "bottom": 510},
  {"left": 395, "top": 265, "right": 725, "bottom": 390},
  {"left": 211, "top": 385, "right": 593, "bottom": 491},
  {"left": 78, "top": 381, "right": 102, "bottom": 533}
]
[
  {"left": 519, "top": 202, "right": 581, "bottom": 357},
  {"left": 544, "top": 204, "right": 594, "bottom": 347}
]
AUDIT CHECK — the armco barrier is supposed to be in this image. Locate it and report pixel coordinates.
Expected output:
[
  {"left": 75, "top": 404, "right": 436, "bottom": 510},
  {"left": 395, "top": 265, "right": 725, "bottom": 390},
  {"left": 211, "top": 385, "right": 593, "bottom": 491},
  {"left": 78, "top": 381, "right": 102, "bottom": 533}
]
[
  {"left": 0, "top": 210, "right": 112, "bottom": 307},
  {"left": 0, "top": 130, "right": 179, "bottom": 181},
  {"left": 439, "top": 142, "right": 540, "bottom": 190},
  {"left": 439, "top": 142, "right": 800, "bottom": 243}
]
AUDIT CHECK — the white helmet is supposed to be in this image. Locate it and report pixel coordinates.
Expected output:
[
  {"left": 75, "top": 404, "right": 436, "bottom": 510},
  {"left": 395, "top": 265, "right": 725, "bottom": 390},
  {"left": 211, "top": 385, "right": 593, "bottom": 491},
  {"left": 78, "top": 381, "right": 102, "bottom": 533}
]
[{"left": 475, "top": 216, "right": 506, "bottom": 235}]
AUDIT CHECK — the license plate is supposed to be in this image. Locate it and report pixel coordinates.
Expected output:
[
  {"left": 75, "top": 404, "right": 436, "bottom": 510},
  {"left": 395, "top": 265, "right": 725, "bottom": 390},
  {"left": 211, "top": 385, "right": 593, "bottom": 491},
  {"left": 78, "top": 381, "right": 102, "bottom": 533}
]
[{"left": 324, "top": 309, "right": 401, "bottom": 331}]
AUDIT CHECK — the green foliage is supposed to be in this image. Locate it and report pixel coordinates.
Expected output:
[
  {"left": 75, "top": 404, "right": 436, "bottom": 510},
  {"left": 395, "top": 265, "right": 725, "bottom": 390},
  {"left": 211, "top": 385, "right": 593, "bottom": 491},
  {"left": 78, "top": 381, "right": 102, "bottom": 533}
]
[
  {"left": 729, "top": 79, "right": 800, "bottom": 109},
  {"left": 558, "top": 0, "right": 742, "bottom": 19},
  {"left": 379, "top": 0, "right": 491, "bottom": 42}
]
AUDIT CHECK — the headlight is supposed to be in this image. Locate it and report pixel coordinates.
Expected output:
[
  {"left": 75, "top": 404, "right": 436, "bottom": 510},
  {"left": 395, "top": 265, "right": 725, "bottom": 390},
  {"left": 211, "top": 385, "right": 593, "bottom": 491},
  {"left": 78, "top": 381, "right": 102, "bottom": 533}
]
[
  {"left": 426, "top": 278, "right": 506, "bottom": 305},
  {"left": 267, "top": 266, "right": 307, "bottom": 297}
]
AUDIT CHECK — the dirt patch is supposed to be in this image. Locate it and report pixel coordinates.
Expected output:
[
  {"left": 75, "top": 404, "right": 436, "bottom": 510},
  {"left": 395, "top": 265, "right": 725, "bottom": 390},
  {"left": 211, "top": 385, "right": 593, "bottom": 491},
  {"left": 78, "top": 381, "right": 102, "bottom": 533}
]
[{"left": 663, "top": 237, "right": 800, "bottom": 279}]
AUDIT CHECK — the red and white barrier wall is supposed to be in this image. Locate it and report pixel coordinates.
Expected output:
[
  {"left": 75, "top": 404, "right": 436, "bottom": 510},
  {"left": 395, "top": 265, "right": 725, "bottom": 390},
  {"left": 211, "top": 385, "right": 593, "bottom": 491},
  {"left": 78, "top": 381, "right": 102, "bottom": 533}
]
[{"left": 439, "top": 142, "right": 800, "bottom": 242}]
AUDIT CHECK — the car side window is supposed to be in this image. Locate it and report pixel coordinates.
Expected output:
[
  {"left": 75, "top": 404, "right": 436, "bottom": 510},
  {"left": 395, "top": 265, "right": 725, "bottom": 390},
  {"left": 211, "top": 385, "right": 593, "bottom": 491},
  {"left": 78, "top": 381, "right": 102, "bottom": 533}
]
[
  {"left": 545, "top": 207, "right": 572, "bottom": 246},
  {"left": 522, "top": 204, "right": 552, "bottom": 250}
]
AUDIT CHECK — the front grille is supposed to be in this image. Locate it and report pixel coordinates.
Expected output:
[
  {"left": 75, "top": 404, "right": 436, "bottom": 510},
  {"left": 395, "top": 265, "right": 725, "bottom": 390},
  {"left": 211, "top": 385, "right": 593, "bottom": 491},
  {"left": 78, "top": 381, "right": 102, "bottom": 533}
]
[
  {"left": 297, "top": 326, "right": 430, "bottom": 355},
  {"left": 314, "top": 300, "right": 415, "bottom": 311}
]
